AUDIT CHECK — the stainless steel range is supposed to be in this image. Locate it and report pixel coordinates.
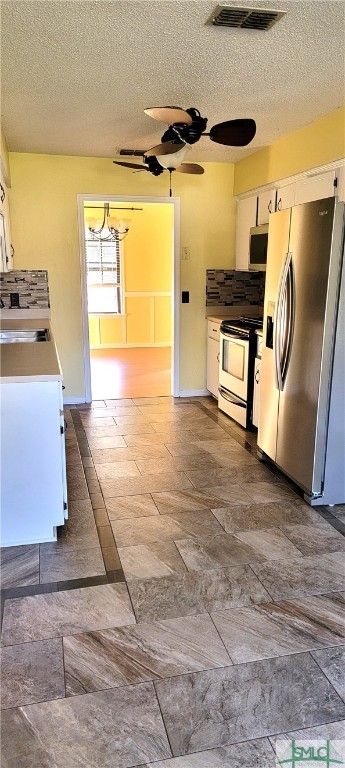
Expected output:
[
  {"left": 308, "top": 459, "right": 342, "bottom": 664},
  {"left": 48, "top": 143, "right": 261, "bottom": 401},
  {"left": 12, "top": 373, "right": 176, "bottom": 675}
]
[{"left": 218, "top": 316, "right": 263, "bottom": 429}]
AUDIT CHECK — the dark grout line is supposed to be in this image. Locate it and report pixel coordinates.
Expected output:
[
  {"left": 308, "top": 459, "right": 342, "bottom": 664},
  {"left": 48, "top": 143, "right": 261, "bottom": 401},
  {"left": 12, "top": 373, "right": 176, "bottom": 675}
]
[
  {"left": 208, "top": 611, "right": 235, "bottom": 666},
  {"left": 60, "top": 635, "right": 67, "bottom": 698},
  {"left": 72, "top": 416, "right": 124, "bottom": 576},
  {"left": 1, "top": 571, "right": 126, "bottom": 603},
  {"left": 152, "top": 678, "right": 175, "bottom": 761},
  {"left": 312, "top": 507, "right": 345, "bottom": 537}
]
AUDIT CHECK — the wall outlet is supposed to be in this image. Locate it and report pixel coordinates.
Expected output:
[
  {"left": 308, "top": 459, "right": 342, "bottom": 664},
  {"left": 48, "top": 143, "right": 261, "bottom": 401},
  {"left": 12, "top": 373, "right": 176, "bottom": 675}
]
[
  {"left": 10, "top": 292, "right": 20, "bottom": 308},
  {"left": 181, "top": 246, "right": 190, "bottom": 260}
]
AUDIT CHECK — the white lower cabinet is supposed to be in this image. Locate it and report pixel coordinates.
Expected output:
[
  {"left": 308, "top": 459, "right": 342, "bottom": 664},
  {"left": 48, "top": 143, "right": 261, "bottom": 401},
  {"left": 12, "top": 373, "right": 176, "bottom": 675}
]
[
  {"left": 252, "top": 356, "right": 261, "bottom": 428},
  {"left": 0, "top": 380, "right": 68, "bottom": 546},
  {"left": 207, "top": 337, "right": 220, "bottom": 398},
  {"left": 207, "top": 320, "right": 220, "bottom": 398}
]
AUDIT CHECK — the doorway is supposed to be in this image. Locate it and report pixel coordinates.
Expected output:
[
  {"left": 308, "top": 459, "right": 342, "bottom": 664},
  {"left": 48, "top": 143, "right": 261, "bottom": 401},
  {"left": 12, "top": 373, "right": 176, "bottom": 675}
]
[{"left": 78, "top": 195, "right": 180, "bottom": 402}]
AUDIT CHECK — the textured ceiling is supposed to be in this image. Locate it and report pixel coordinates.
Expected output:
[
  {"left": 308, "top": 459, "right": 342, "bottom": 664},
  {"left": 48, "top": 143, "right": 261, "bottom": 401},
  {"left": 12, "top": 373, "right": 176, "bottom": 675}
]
[{"left": 1, "top": 0, "right": 345, "bottom": 162}]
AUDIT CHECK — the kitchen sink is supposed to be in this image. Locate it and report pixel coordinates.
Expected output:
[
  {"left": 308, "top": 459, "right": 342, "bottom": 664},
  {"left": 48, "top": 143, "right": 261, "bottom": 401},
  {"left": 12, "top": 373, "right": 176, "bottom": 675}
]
[{"left": 0, "top": 329, "right": 50, "bottom": 344}]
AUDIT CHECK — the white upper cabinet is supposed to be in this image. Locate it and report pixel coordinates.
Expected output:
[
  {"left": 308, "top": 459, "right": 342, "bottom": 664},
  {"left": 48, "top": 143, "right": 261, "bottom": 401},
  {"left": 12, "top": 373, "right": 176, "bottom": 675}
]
[
  {"left": 235, "top": 166, "right": 343, "bottom": 272},
  {"left": 257, "top": 189, "right": 277, "bottom": 225},
  {"left": 0, "top": 170, "right": 12, "bottom": 272},
  {"left": 276, "top": 183, "right": 296, "bottom": 211},
  {"left": 235, "top": 195, "right": 257, "bottom": 270},
  {"left": 294, "top": 170, "right": 336, "bottom": 206},
  {"left": 336, "top": 166, "right": 345, "bottom": 202}
]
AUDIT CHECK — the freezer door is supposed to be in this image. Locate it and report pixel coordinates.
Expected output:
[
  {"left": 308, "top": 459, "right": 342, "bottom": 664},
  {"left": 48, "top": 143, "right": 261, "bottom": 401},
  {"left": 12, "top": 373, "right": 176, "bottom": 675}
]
[
  {"left": 276, "top": 197, "right": 341, "bottom": 494},
  {"left": 258, "top": 208, "right": 291, "bottom": 459}
]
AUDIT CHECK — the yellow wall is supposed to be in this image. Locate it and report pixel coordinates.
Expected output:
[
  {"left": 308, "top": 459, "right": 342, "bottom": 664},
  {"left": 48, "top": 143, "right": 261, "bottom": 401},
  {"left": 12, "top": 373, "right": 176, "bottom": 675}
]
[
  {"left": 124, "top": 203, "right": 173, "bottom": 292},
  {"left": 8, "top": 153, "right": 235, "bottom": 398},
  {"left": 234, "top": 107, "right": 345, "bottom": 195},
  {"left": 86, "top": 201, "right": 174, "bottom": 348}
]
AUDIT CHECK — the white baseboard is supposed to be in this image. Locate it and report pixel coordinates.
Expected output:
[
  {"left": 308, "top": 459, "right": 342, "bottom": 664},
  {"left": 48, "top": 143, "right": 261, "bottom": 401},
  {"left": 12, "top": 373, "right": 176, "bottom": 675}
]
[
  {"left": 64, "top": 390, "right": 210, "bottom": 404},
  {"left": 90, "top": 343, "right": 172, "bottom": 350},
  {"left": 178, "top": 389, "right": 211, "bottom": 397}
]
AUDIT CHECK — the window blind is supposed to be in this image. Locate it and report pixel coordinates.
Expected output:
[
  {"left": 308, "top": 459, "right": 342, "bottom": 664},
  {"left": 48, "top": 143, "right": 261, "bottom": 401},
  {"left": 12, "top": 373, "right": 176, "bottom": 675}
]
[
  {"left": 85, "top": 233, "right": 122, "bottom": 314},
  {"left": 85, "top": 235, "right": 121, "bottom": 285}
]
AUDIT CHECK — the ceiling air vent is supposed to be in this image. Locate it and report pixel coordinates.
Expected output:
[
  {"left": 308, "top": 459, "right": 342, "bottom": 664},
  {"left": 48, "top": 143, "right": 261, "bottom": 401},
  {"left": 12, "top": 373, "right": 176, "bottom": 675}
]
[{"left": 206, "top": 5, "right": 286, "bottom": 31}]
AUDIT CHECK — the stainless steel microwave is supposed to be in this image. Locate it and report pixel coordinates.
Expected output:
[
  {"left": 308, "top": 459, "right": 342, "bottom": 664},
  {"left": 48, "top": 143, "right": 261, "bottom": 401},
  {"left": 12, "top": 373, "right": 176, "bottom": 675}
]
[{"left": 249, "top": 224, "right": 268, "bottom": 271}]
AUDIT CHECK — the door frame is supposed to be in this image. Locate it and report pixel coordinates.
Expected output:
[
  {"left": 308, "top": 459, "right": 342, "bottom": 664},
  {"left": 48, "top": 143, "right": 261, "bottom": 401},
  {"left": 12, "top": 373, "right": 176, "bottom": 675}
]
[{"left": 77, "top": 193, "right": 180, "bottom": 402}]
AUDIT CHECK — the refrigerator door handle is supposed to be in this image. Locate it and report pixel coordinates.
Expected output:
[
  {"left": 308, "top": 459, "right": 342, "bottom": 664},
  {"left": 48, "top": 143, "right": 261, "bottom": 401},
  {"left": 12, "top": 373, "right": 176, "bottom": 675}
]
[
  {"left": 274, "top": 252, "right": 290, "bottom": 391},
  {"left": 281, "top": 253, "right": 295, "bottom": 386}
]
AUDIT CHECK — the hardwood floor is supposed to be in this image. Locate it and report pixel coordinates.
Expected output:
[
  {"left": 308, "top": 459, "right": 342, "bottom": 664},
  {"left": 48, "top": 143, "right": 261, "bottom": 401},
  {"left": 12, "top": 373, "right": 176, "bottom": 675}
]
[{"left": 90, "top": 347, "right": 172, "bottom": 399}]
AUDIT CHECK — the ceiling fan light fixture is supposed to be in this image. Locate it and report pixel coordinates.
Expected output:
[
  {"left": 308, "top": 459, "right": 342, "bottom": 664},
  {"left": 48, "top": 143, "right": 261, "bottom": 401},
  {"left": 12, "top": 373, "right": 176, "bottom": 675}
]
[{"left": 157, "top": 144, "right": 191, "bottom": 170}]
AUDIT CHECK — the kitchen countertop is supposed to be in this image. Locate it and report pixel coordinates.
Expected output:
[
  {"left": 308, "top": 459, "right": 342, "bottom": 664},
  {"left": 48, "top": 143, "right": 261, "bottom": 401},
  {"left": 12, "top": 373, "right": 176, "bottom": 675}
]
[
  {"left": 207, "top": 315, "right": 234, "bottom": 324},
  {"left": 0, "top": 318, "right": 63, "bottom": 382}
]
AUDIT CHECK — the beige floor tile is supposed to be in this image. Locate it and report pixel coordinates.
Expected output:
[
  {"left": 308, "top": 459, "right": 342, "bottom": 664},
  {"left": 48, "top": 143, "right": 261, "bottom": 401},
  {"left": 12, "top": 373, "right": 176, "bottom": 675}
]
[
  {"left": 106, "top": 494, "right": 160, "bottom": 521},
  {"left": 100, "top": 472, "right": 193, "bottom": 498},
  {"left": 94, "top": 461, "right": 141, "bottom": 480},
  {"left": 136, "top": 456, "right": 219, "bottom": 475},
  {"left": 90, "top": 445, "right": 171, "bottom": 463},
  {"left": 88, "top": 436, "right": 128, "bottom": 450},
  {"left": 124, "top": 431, "right": 200, "bottom": 445},
  {"left": 241, "top": 482, "right": 298, "bottom": 504}
]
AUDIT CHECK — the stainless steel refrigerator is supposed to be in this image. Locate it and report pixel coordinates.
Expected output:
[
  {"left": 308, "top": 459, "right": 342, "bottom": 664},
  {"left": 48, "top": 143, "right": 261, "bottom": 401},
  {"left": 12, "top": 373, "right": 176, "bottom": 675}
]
[{"left": 258, "top": 197, "right": 345, "bottom": 506}]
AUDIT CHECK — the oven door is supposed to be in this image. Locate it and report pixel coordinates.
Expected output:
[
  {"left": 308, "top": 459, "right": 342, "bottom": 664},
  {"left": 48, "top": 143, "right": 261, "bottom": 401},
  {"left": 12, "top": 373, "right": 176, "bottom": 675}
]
[{"left": 219, "top": 331, "right": 249, "bottom": 402}]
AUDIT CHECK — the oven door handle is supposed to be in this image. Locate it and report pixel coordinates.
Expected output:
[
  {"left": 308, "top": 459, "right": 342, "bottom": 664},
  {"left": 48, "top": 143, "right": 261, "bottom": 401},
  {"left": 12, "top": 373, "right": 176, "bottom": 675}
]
[
  {"left": 218, "top": 387, "right": 247, "bottom": 408},
  {"left": 220, "top": 330, "right": 248, "bottom": 341}
]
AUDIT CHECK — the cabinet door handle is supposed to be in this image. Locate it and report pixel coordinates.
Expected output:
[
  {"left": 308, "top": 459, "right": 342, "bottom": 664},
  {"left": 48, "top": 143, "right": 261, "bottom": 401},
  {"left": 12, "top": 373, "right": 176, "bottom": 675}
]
[
  {"left": 255, "top": 371, "right": 260, "bottom": 383},
  {"left": 60, "top": 419, "right": 68, "bottom": 435},
  {"left": 217, "top": 353, "right": 220, "bottom": 362},
  {"left": 0, "top": 184, "right": 5, "bottom": 203},
  {"left": 277, "top": 197, "right": 282, "bottom": 211},
  {"left": 268, "top": 201, "right": 272, "bottom": 213}
]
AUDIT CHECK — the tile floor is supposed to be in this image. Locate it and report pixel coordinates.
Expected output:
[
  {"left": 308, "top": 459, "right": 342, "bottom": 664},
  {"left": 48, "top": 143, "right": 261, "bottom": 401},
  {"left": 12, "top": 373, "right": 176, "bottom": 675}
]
[{"left": 1, "top": 396, "right": 345, "bottom": 768}]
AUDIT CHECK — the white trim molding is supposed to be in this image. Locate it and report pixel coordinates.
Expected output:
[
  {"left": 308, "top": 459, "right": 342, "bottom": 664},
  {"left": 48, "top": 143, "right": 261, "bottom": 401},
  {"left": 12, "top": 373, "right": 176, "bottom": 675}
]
[
  {"left": 77, "top": 194, "right": 180, "bottom": 402},
  {"left": 178, "top": 389, "right": 211, "bottom": 398},
  {"left": 237, "top": 157, "right": 345, "bottom": 200},
  {"left": 90, "top": 343, "right": 172, "bottom": 349}
]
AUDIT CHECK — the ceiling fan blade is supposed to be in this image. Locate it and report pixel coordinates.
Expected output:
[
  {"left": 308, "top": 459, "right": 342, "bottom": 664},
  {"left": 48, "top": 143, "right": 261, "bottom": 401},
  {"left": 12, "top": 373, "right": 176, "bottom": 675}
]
[
  {"left": 209, "top": 119, "right": 256, "bottom": 147},
  {"left": 113, "top": 160, "right": 149, "bottom": 171},
  {"left": 176, "top": 163, "right": 204, "bottom": 175},
  {"left": 145, "top": 141, "right": 185, "bottom": 158},
  {"left": 144, "top": 106, "right": 193, "bottom": 126}
]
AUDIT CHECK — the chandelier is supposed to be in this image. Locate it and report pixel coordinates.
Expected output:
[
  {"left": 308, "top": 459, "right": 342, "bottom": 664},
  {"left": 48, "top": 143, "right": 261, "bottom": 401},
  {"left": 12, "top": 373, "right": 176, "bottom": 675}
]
[{"left": 85, "top": 203, "right": 141, "bottom": 242}]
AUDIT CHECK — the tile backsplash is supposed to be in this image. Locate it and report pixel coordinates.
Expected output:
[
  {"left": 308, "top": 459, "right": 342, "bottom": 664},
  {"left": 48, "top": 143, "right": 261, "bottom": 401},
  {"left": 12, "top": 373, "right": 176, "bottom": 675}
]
[
  {"left": 206, "top": 269, "right": 265, "bottom": 306},
  {"left": 0, "top": 270, "right": 50, "bottom": 309}
]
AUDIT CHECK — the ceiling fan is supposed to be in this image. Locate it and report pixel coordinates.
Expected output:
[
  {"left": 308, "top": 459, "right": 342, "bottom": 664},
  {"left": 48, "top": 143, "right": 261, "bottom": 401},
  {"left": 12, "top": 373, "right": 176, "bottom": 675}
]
[{"left": 113, "top": 106, "right": 256, "bottom": 194}]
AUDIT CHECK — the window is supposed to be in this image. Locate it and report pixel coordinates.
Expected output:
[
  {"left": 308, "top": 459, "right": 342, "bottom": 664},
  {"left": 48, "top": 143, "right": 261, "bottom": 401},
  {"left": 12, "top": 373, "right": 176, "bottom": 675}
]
[{"left": 85, "top": 231, "right": 123, "bottom": 314}]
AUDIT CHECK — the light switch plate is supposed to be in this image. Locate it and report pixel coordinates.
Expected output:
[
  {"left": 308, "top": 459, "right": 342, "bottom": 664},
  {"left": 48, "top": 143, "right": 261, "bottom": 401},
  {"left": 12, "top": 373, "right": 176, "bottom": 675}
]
[{"left": 181, "top": 247, "right": 190, "bottom": 260}]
